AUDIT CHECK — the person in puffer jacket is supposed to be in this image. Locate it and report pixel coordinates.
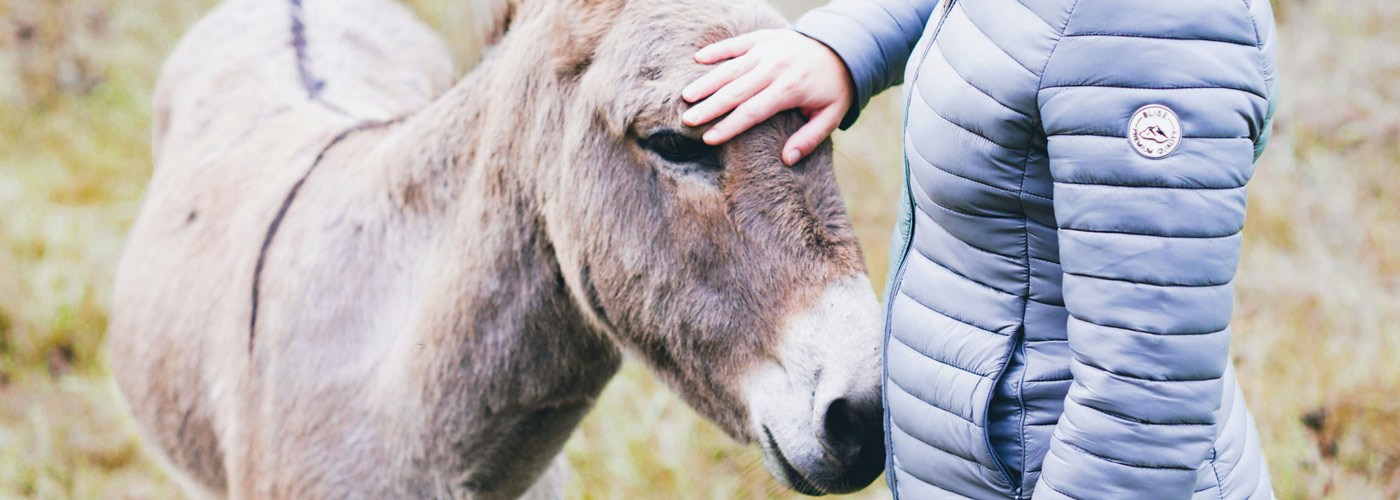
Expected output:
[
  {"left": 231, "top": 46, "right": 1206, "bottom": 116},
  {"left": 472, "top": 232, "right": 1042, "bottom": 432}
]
[{"left": 681, "top": 0, "right": 1279, "bottom": 498}]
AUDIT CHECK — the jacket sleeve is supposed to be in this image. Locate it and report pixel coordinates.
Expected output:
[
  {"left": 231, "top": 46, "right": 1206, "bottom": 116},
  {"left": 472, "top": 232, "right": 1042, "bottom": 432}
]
[
  {"left": 1030, "top": 2, "right": 1276, "bottom": 499},
  {"left": 790, "top": 0, "right": 940, "bottom": 129}
]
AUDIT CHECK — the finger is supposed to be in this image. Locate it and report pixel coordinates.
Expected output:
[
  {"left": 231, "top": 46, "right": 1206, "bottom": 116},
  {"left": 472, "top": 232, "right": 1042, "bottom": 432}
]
[
  {"left": 694, "top": 32, "right": 760, "bottom": 64},
  {"left": 704, "top": 83, "right": 795, "bottom": 145},
  {"left": 682, "top": 64, "right": 775, "bottom": 128},
  {"left": 782, "top": 104, "right": 843, "bottom": 165},
  {"left": 682, "top": 54, "right": 757, "bottom": 103}
]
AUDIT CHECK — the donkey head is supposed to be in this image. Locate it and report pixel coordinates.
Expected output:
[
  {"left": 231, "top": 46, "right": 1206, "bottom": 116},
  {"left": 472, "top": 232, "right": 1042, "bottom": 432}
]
[{"left": 494, "top": 0, "right": 886, "bottom": 493}]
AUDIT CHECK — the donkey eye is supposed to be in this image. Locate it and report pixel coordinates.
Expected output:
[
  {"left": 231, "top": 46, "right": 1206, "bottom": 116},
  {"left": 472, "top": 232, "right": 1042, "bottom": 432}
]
[{"left": 639, "top": 132, "right": 721, "bottom": 169}]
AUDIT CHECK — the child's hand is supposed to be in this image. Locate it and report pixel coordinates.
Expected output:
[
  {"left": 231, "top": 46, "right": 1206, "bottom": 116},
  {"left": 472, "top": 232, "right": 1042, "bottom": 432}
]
[{"left": 682, "top": 29, "right": 854, "bottom": 166}]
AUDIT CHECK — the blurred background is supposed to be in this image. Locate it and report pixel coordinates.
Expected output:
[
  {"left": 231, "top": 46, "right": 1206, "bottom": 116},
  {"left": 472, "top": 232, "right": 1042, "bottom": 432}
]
[{"left": 0, "top": 0, "right": 1396, "bottom": 498}]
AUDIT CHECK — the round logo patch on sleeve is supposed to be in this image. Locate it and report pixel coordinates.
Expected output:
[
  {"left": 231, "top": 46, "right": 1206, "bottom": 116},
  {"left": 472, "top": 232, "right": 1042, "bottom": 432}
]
[{"left": 1128, "top": 104, "right": 1182, "bottom": 159}]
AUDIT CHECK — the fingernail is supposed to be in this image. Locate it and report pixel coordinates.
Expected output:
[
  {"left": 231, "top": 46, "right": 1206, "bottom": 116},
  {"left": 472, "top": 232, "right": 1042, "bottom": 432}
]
[
  {"left": 681, "top": 88, "right": 695, "bottom": 101},
  {"left": 783, "top": 149, "right": 799, "bottom": 165},
  {"left": 703, "top": 130, "right": 719, "bottom": 143},
  {"left": 682, "top": 110, "right": 698, "bottom": 125}
]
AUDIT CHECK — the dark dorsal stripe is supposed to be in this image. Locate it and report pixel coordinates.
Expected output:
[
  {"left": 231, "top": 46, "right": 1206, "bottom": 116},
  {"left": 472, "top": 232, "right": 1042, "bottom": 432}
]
[
  {"left": 288, "top": 0, "right": 323, "bottom": 99},
  {"left": 287, "top": 0, "right": 347, "bottom": 115}
]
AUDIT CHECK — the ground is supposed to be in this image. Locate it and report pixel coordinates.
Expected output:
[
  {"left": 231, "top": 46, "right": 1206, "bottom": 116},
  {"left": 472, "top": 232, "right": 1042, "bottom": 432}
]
[{"left": 0, "top": 0, "right": 1396, "bottom": 498}]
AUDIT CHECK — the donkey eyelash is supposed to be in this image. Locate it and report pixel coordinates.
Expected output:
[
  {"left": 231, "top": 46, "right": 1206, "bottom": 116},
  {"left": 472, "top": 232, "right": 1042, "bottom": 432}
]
[{"left": 638, "top": 131, "right": 722, "bottom": 170}]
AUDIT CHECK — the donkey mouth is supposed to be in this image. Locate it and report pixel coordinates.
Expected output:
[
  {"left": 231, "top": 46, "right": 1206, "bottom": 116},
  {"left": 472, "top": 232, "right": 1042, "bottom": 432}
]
[{"left": 762, "top": 426, "right": 827, "bottom": 496}]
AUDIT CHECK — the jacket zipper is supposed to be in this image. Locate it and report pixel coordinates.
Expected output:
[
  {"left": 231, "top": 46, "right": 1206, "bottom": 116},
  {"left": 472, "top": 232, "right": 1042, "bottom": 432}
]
[
  {"left": 887, "top": 0, "right": 1020, "bottom": 496},
  {"left": 928, "top": 0, "right": 1016, "bottom": 488},
  {"left": 884, "top": 0, "right": 959, "bottom": 496}
]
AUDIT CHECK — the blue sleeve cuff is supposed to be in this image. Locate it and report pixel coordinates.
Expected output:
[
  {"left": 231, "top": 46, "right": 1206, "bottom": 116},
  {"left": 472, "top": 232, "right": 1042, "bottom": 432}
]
[{"left": 792, "top": 0, "right": 938, "bottom": 129}]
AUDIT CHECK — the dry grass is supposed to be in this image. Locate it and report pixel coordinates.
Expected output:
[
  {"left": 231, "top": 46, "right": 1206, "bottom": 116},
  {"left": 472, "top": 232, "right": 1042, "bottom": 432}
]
[{"left": 0, "top": 0, "right": 1395, "bottom": 498}]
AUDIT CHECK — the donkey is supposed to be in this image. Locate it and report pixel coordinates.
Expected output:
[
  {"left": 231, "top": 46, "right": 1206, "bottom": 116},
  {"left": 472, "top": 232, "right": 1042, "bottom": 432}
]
[{"left": 108, "top": 0, "right": 885, "bottom": 497}]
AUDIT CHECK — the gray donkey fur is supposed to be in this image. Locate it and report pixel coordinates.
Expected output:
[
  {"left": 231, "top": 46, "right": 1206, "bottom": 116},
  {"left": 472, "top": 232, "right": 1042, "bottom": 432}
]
[{"left": 109, "top": 0, "right": 886, "bottom": 498}]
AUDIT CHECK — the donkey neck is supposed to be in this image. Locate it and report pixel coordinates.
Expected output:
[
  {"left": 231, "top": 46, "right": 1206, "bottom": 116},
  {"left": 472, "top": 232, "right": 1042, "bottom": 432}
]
[
  {"left": 373, "top": 3, "right": 602, "bottom": 217},
  {"left": 353, "top": 42, "right": 620, "bottom": 493}
]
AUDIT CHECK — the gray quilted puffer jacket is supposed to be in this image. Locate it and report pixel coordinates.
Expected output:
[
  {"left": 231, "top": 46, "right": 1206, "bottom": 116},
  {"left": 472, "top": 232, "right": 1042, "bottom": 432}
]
[{"left": 793, "top": 0, "right": 1279, "bottom": 498}]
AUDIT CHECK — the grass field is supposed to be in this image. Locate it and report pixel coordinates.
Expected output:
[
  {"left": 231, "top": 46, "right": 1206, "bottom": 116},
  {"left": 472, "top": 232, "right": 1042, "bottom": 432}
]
[{"left": 1, "top": 0, "right": 1396, "bottom": 498}]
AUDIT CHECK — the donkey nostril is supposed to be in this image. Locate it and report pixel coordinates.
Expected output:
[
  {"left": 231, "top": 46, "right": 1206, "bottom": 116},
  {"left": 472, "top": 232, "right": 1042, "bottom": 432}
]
[
  {"left": 820, "top": 397, "right": 865, "bottom": 462},
  {"left": 805, "top": 394, "right": 886, "bottom": 493}
]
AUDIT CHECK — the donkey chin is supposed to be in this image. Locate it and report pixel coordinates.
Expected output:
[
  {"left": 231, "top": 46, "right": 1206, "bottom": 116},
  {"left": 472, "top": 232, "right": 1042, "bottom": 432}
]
[{"left": 741, "top": 274, "right": 887, "bottom": 495}]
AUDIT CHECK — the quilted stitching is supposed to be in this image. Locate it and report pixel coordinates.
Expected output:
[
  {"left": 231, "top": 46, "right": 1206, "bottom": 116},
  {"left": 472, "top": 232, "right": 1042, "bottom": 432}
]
[{"left": 791, "top": 0, "right": 1278, "bottom": 498}]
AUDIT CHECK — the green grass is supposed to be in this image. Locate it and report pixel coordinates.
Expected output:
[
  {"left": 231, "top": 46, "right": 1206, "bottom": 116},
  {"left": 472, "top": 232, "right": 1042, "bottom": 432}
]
[{"left": 1, "top": 0, "right": 1397, "bottom": 498}]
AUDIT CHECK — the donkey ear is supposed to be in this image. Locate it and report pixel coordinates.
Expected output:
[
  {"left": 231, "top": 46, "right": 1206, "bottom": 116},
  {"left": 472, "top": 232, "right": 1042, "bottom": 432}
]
[
  {"left": 478, "top": 0, "right": 518, "bottom": 46},
  {"left": 548, "top": 0, "right": 626, "bottom": 81}
]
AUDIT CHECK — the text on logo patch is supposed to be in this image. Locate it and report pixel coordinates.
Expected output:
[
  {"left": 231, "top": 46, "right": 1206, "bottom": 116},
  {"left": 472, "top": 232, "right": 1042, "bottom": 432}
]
[{"left": 1129, "top": 104, "right": 1181, "bottom": 159}]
